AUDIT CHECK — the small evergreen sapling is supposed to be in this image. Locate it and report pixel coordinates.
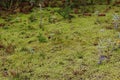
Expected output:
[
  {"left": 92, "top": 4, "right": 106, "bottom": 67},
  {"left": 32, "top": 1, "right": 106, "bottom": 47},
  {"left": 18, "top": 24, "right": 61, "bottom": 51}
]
[{"left": 57, "top": 0, "right": 72, "bottom": 20}]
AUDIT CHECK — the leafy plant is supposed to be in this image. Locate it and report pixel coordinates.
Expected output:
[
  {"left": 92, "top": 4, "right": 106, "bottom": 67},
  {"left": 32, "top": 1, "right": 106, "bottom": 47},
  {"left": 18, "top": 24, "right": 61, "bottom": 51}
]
[
  {"left": 38, "top": 33, "right": 47, "bottom": 43},
  {"left": 3, "top": 26, "right": 9, "bottom": 30},
  {"left": 57, "top": 0, "right": 72, "bottom": 20},
  {"left": 57, "top": 6, "right": 71, "bottom": 19}
]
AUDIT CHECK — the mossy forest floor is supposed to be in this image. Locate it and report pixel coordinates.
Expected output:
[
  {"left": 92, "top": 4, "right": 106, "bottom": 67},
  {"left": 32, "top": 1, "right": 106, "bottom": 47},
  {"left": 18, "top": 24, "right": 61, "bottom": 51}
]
[{"left": 0, "top": 5, "right": 120, "bottom": 80}]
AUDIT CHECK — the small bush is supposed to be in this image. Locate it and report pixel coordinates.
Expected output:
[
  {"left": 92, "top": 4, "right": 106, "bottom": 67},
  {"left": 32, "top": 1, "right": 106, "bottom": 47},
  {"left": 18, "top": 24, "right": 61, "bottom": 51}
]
[{"left": 57, "top": 0, "right": 72, "bottom": 20}]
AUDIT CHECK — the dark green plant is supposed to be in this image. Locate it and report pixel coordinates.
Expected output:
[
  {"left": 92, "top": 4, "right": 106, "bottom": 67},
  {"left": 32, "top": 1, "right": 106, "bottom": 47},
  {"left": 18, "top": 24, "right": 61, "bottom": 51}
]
[
  {"left": 38, "top": 33, "right": 47, "bottom": 43},
  {"left": 57, "top": 0, "right": 72, "bottom": 19},
  {"left": 29, "top": 15, "right": 37, "bottom": 22},
  {"left": 3, "top": 26, "right": 9, "bottom": 29},
  {"left": 0, "top": 0, "right": 36, "bottom": 10},
  {"left": 57, "top": 6, "right": 71, "bottom": 19},
  {"left": 0, "top": 0, "right": 20, "bottom": 10},
  {"left": 76, "top": 51, "right": 84, "bottom": 59},
  {"left": 1, "top": 0, "right": 13, "bottom": 9}
]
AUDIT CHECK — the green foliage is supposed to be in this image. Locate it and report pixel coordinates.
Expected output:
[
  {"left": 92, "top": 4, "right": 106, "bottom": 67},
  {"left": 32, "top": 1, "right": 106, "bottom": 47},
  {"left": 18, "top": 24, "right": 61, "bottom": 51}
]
[
  {"left": 0, "top": 0, "right": 117, "bottom": 13},
  {"left": 57, "top": 6, "right": 71, "bottom": 19},
  {"left": 3, "top": 26, "right": 9, "bottom": 29},
  {"left": 29, "top": 14, "right": 37, "bottom": 22},
  {"left": 56, "top": 0, "right": 72, "bottom": 19},
  {"left": 38, "top": 33, "right": 47, "bottom": 43},
  {"left": 0, "top": 0, "right": 13, "bottom": 9},
  {"left": 0, "top": 4, "right": 120, "bottom": 80}
]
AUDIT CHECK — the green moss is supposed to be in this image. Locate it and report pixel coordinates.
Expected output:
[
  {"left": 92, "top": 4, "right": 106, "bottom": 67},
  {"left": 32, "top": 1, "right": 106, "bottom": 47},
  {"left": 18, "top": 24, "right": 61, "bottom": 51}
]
[{"left": 0, "top": 5, "right": 120, "bottom": 80}]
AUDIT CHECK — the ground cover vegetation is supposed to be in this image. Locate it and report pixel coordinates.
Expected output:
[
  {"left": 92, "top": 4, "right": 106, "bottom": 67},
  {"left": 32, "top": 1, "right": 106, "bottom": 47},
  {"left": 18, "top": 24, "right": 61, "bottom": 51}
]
[{"left": 0, "top": 0, "right": 120, "bottom": 80}]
